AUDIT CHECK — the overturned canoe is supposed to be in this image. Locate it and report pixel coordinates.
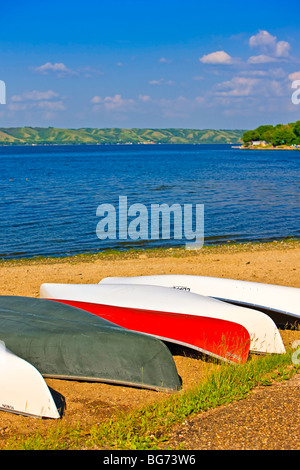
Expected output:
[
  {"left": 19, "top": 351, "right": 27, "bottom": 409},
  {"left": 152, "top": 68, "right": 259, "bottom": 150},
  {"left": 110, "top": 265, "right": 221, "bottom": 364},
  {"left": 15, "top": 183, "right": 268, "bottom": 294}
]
[
  {"left": 100, "top": 275, "right": 300, "bottom": 326},
  {"left": 0, "top": 296, "right": 181, "bottom": 392},
  {"left": 40, "top": 283, "right": 285, "bottom": 355},
  {"left": 0, "top": 342, "right": 60, "bottom": 419},
  {"left": 51, "top": 299, "right": 251, "bottom": 364}
]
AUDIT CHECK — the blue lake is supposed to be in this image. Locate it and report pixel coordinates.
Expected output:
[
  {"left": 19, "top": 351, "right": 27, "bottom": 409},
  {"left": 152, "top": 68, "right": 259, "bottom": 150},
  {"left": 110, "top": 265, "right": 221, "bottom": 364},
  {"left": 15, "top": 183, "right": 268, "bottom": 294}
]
[{"left": 0, "top": 144, "right": 299, "bottom": 259}]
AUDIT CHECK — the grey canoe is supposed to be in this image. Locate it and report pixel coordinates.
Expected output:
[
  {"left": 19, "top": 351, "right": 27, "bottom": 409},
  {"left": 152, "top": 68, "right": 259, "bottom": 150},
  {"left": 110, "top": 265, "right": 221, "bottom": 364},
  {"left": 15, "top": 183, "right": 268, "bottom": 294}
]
[{"left": 0, "top": 296, "right": 181, "bottom": 392}]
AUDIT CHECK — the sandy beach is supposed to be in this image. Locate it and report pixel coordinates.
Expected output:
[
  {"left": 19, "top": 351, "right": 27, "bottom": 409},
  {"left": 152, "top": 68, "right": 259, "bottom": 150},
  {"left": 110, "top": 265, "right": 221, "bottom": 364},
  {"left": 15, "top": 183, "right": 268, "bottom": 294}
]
[{"left": 0, "top": 239, "right": 300, "bottom": 449}]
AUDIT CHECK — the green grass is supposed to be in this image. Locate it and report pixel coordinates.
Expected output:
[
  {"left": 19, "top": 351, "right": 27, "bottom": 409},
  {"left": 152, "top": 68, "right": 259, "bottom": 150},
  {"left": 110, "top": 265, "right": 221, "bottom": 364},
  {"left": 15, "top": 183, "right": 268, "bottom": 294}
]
[{"left": 4, "top": 350, "right": 299, "bottom": 450}]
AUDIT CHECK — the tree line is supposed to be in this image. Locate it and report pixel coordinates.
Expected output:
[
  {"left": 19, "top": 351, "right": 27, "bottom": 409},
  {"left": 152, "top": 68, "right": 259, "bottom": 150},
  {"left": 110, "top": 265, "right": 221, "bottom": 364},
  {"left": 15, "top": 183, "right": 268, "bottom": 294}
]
[{"left": 242, "top": 121, "right": 300, "bottom": 146}]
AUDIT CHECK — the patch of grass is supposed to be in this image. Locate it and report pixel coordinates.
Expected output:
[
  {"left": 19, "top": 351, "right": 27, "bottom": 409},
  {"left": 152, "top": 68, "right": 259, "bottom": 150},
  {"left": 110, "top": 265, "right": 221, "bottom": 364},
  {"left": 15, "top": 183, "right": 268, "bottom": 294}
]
[{"left": 4, "top": 350, "right": 299, "bottom": 450}]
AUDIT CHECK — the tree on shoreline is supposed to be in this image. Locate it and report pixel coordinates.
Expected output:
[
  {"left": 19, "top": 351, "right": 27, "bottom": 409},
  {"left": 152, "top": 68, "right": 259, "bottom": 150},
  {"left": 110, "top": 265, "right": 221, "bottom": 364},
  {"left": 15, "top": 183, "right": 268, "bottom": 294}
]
[{"left": 242, "top": 121, "right": 300, "bottom": 146}]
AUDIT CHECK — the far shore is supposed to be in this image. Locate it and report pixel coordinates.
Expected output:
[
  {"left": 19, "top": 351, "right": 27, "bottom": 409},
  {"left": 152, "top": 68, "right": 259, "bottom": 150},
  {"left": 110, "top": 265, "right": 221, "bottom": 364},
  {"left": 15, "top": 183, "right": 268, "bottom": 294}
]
[{"left": 240, "top": 144, "right": 300, "bottom": 150}]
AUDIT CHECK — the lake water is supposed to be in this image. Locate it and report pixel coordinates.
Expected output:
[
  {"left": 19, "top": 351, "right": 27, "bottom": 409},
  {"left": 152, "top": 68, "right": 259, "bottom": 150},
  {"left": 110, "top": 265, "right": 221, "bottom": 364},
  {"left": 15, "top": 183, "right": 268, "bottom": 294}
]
[{"left": 0, "top": 144, "right": 299, "bottom": 259}]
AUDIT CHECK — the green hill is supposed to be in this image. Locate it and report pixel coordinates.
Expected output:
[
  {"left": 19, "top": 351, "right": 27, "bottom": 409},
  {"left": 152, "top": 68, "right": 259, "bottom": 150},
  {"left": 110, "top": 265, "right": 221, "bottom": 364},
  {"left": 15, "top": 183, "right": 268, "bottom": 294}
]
[{"left": 0, "top": 127, "right": 245, "bottom": 145}]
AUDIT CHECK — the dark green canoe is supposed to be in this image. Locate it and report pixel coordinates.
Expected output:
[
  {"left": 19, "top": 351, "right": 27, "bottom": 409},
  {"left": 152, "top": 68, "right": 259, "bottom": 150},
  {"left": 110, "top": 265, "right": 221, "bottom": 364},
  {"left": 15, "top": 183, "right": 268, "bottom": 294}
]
[{"left": 0, "top": 296, "right": 181, "bottom": 392}]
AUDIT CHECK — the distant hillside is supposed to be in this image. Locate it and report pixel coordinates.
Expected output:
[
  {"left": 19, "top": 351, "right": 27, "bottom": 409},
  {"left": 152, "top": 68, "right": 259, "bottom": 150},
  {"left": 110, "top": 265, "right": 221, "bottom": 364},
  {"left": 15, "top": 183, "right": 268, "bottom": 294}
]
[{"left": 0, "top": 127, "right": 245, "bottom": 145}]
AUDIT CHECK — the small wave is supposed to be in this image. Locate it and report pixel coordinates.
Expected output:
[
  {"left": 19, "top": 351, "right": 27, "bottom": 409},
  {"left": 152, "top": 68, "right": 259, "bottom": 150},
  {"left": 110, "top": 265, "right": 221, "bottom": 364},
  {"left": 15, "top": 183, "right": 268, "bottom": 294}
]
[{"left": 150, "top": 185, "right": 176, "bottom": 191}]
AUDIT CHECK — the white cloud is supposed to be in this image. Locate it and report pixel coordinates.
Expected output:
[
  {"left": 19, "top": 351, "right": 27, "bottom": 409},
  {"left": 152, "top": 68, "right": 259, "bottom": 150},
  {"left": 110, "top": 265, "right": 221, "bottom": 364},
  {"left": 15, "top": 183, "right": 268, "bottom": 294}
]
[
  {"left": 216, "top": 77, "right": 259, "bottom": 97},
  {"left": 32, "top": 62, "right": 75, "bottom": 77},
  {"left": 249, "top": 30, "right": 277, "bottom": 50},
  {"left": 11, "top": 90, "right": 59, "bottom": 102},
  {"left": 91, "top": 93, "right": 206, "bottom": 120},
  {"left": 138, "top": 94, "right": 151, "bottom": 102},
  {"left": 159, "top": 57, "right": 172, "bottom": 64},
  {"left": 215, "top": 75, "right": 286, "bottom": 101},
  {"left": 77, "top": 66, "right": 104, "bottom": 78},
  {"left": 148, "top": 78, "right": 175, "bottom": 85},
  {"left": 199, "top": 50, "right": 233, "bottom": 65},
  {"left": 148, "top": 79, "right": 163, "bottom": 85},
  {"left": 91, "top": 96, "right": 102, "bottom": 104},
  {"left": 249, "top": 30, "right": 291, "bottom": 60},
  {"left": 248, "top": 54, "right": 278, "bottom": 64},
  {"left": 104, "top": 95, "right": 134, "bottom": 110},
  {"left": 36, "top": 100, "right": 65, "bottom": 111},
  {"left": 91, "top": 94, "right": 135, "bottom": 111},
  {"left": 288, "top": 71, "right": 300, "bottom": 81},
  {"left": 239, "top": 70, "right": 268, "bottom": 77},
  {"left": 275, "top": 41, "right": 290, "bottom": 58},
  {"left": 239, "top": 68, "right": 286, "bottom": 79},
  {"left": 7, "top": 89, "right": 66, "bottom": 113}
]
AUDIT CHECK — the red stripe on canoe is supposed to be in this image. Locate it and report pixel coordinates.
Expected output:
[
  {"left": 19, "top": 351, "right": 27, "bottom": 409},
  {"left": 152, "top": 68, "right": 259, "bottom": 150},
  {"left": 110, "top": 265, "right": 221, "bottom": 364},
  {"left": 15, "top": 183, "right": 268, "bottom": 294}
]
[{"left": 52, "top": 299, "right": 250, "bottom": 363}]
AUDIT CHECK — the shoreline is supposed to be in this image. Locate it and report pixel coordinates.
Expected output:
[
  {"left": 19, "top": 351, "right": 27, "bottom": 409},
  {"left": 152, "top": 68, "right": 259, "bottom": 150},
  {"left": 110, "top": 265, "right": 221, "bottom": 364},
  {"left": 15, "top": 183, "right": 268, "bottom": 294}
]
[
  {"left": 240, "top": 144, "right": 300, "bottom": 150},
  {"left": 0, "top": 142, "right": 239, "bottom": 147},
  {"left": 1, "top": 238, "right": 300, "bottom": 267},
  {"left": 1, "top": 239, "right": 299, "bottom": 301}
]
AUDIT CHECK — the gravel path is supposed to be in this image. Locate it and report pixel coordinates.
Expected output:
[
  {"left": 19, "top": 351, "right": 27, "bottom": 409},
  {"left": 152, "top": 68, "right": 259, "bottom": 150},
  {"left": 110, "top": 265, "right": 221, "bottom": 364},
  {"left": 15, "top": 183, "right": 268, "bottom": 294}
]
[{"left": 163, "top": 374, "right": 300, "bottom": 450}]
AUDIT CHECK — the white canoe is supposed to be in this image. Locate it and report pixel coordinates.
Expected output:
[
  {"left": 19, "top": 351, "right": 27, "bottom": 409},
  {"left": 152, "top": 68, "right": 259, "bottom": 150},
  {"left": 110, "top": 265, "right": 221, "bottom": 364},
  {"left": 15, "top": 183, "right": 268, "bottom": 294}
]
[
  {"left": 0, "top": 342, "right": 60, "bottom": 419},
  {"left": 100, "top": 275, "right": 300, "bottom": 326},
  {"left": 40, "top": 283, "right": 285, "bottom": 355}
]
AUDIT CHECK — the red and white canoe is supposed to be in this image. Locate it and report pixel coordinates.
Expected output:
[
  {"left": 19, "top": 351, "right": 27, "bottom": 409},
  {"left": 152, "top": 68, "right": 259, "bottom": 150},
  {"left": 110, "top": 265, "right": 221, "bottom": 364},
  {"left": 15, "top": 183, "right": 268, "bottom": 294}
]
[
  {"left": 100, "top": 275, "right": 300, "bottom": 326},
  {"left": 40, "top": 283, "right": 285, "bottom": 355},
  {"left": 51, "top": 298, "right": 250, "bottom": 364}
]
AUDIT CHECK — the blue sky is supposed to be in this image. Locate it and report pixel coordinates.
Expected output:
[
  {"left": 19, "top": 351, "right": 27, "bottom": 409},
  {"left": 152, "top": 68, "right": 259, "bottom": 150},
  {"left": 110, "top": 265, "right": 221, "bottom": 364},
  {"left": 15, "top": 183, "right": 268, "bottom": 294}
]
[{"left": 1, "top": 0, "right": 300, "bottom": 130}]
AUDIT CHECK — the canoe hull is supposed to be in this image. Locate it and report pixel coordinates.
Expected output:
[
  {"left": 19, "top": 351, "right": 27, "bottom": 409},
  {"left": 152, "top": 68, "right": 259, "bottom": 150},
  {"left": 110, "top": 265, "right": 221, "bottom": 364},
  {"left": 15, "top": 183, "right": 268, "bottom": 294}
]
[
  {"left": 40, "top": 283, "right": 285, "bottom": 355},
  {"left": 100, "top": 275, "right": 300, "bottom": 326},
  {"left": 0, "top": 342, "right": 60, "bottom": 419},
  {"left": 0, "top": 296, "right": 181, "bottom": 392},
  {"left": 53, "top": 299, "right": 251, "bottom": 364}
]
